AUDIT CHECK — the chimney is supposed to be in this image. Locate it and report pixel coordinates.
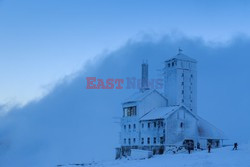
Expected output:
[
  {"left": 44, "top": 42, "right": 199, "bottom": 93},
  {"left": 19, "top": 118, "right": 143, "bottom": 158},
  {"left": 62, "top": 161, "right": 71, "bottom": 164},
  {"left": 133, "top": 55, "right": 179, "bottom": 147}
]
[{"left": 141, "top": 61, "right": 149, "bottom": 92}]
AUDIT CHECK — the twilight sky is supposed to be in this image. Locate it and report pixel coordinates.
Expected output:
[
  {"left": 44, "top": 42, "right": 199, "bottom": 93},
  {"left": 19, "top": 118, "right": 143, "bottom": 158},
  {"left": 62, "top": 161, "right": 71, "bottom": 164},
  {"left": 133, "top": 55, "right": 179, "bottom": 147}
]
[{"left": 1, "top": 0, "right": 250, "bottom": 105}]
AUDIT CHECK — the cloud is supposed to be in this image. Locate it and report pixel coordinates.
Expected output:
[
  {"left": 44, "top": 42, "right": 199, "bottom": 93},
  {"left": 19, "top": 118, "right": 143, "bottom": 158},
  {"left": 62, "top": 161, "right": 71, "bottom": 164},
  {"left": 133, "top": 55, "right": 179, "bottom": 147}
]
[{"left": 0, "top": 33, "right": 250, "bottom": 166}]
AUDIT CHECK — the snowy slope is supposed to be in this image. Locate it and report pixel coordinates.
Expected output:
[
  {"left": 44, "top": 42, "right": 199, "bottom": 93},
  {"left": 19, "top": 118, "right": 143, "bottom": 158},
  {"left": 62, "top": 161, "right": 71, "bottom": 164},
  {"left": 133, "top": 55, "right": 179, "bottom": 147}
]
[{"left": 61, "top": 145, "right": 250, "bottom": 167}]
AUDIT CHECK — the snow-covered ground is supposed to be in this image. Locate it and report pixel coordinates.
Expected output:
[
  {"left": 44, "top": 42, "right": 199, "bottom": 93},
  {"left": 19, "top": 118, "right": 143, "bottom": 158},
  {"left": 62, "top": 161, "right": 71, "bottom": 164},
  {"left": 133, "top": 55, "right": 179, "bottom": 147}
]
[{"left": 61, "top": 145, "right": 250, "bottom": 167}]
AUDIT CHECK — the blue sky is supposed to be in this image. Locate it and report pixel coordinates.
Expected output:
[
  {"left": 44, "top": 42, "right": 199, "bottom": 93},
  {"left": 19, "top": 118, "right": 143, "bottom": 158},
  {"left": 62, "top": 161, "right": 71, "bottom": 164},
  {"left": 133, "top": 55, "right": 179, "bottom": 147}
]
[{"left": 1, "top": 0, "right": 250, "bottom": 105}]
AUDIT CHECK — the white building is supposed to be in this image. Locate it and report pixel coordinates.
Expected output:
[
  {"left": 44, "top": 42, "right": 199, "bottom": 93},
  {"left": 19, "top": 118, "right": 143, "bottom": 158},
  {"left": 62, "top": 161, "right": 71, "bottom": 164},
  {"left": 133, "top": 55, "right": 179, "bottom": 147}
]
[{"left": 117, "top": 50, "right": 226, "bottom": 158}]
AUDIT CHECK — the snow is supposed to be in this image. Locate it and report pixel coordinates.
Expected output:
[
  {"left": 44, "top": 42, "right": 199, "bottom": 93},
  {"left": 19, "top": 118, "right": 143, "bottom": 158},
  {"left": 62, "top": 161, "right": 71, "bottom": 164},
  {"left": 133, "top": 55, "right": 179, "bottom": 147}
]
[
  {"left": 140, "top": 106, "right": 178, "bottom": 121},
  {"left": 62, "top": 145, "right": 250, "bottom": 167}
]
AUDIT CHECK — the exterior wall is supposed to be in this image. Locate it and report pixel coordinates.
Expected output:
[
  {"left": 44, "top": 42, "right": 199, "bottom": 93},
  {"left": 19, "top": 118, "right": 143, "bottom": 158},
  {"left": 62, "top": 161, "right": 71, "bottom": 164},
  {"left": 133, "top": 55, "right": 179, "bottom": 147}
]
[
  {"left": 140, "top": 120, "right": 165, "bottom": 146},
  {"left": 164, "top": 58, "right": 197, "bottom": 113},
  {"left": 120, "top": 91, "right": 167, "bottom": 148},
  {"left": 137, "top": 91, "right": 167, "bottom": 118},
  {"left": 165, "top": 107, "right": 198, "bottom": 145}
]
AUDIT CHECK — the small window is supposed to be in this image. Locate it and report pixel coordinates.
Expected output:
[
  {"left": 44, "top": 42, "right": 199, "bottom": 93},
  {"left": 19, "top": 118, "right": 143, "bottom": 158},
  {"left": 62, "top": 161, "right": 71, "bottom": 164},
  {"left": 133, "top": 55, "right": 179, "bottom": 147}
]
[
  {"left": 182, "top": 90, "right": 184, "bottom": 94},
  {"left": 182, "top": 82, "right": 184, "bottom": 86},
  {"left": 160, "top": 137, "right": 164, "bottom": 144},
  {"left": 191, "top": 74, "right": 193, "bottom": 78},
  {"left": 182, "top": 99, "right": 184, "bottom": 103},
  {"left": 128, "top": 138, "right": 131, "bottom": 145},
  {"left": 161, "top": 121, "right": 163, "bottom": 127},
  {"left": 133, "top": 124, "right": 136, "bottom": 129},
  {"left": 154, "top": 137, "right": 157, "bottom": 144},
  {"left": 142, "top": 123, "right": 144, "bottom": 128},
  {"left": 133, "top": 138, "right": 136, "bottom": 143},
  {"left": 168, "top": 63, "right": 170, "bottom": 67},
  {"left": 124, "top": 138, "right": 126, "bottom": 144},
  {"left": 154, "top": 122, "right": 156, "bottom": 128},
  {"left": 129, "top": 124, "right": 131, "bottom": 129},
  {"left": 180, "top": 122, "right": 183, "bottom": 128},
  {"left": 172, "top": 62, "right": 175, "bottom": 66},
  {"left": 182, "top": 73, "right": 184, "bottom": 77},
  {"left": 124, "top": 125, "right": 126, "bottom": 130},
  {"left": 148, "top": 122, "right": 150, "bottom": 128},
  {"left": 147, "top": 137, "right": 150, "bottom": 144},
  {"left": 141, "top": 138, "right": 144, "bottom": 144}
]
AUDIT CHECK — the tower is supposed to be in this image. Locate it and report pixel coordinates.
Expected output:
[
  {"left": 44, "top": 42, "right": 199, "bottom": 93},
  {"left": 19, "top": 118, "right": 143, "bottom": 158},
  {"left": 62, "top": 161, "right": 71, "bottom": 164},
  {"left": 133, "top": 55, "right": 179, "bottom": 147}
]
[
  {"left": 141, "top": 62, "right": 149, "bottom": 92},
  {"left": 164, "top": 49, "right": 197, "bottom": 113}
]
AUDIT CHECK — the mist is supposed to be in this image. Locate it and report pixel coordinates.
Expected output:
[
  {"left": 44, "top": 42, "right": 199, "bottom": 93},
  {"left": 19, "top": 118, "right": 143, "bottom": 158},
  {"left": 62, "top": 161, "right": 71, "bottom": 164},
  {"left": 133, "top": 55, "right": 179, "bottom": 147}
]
[{"left": 0, "top": 34, "right": 250, "bottom": 166}]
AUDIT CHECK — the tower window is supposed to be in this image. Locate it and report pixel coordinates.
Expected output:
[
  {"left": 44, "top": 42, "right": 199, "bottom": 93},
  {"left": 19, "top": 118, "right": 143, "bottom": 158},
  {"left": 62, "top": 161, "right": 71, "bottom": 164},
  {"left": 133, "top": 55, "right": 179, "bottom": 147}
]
[{"left": 180, "top": 122, "right": 183, "bottom": 128}]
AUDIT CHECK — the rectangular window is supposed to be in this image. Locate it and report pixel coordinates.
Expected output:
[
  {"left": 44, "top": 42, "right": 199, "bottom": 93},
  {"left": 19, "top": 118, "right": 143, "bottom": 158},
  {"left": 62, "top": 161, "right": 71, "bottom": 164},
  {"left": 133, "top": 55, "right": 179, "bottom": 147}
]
[
  {"left": 182, "top": 90, "right": 184, "bottom": 94},
  {"left": 141, "top": 138, "right": 144, "bottom": 144},
  {"left": 123, "top": 106, "right": 137, "bottom": 117},
  {"left": 124, "top": 138, "right": 126, "bottom": 144},
  {"left": 142, "top": 123, "right": 144, "bottom": 128},
  {"left": 182, "top": 73, "right": 184, "bottom": 77},
  {"left": 148, "top": 122, "right": 150, "bottom": 128},
  {"left": 128, "top": 124, "right": 131, "bottom": 129},
  {"left": 154, "top": 137, "right": 156, "bottom": 144},
  {"left": 147, "top": 137, "right": 150, "bottom": 144},
  {"left": 128, "top": 138, "right": 131, "bottom": 145},
  {"left": 182, "top": 99, "right": 184, "bottom": 103},
  {"left": 161, "top": 121, "right": 163, "bottom": 127},
  {"left": 133, "top": 124, "right": 136, "bottom": 129},
  {"left": 160, "top": 137, "right": 164, "bottom": 144},
  {"left": 133, "top": 138, "right": 136, "bottom": 143},
  {"left": 172, "top": 62, "right": 175, "bottom": 66},
  {"left": 182, "top": 82, "right": 184, "bottom": 86},
  {"left": 154, "top": 122, "right": 156, "bottom": 128},
  {"left": 124, "top": 125, "right": 126, "bottom": 130},
  {"left": 168, "top": 63, "right": 170, "bottom": 67}
]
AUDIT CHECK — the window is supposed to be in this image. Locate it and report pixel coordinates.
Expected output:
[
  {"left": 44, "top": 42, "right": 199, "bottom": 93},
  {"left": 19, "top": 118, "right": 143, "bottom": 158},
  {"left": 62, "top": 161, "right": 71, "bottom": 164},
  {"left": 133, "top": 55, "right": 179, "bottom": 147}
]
[
  {"left": 168, "top": 63, "right": 170, "bottom": 67},
  {"left": 161, "top": 121, "right": 164, "bottom": 127},
  {"left": 182, "top": 99, "right": 184, "bottom": 103},
  {"left": 191, "top": 74, "right": 193, "bottom": 78},
  {"left": 124, "top": 138, "right": 126, "bottom": 144},
  {"left": 128, "top": 138, "right": 131, "bottom": 145},
  {"left": 160, "top": 137, "right": 164, "bottom": 144},
  {"left": 142, "top": 123, "right": 144, "bottom": 128},
  {"left": 133, "top": 138, "right": 136, "bottom": 143},
  {"left": 180, "top": 122, "right": 183, "bottom": 128},
  {"left": 154, "top": 122, "right": 157, "bottom": 128},
  {"left": 123, "top": 106, "right": 137, "bottom": 117},
  {"left": 133, "top": 124, "right": 136, "bottom": 129},
  {"left": 128, "top": 124, "right": 131, "bottom": 129},
  {"left": 148, "top": 122, "right": 150, "bottom": 128},
  {"left": 124, "top": 125, "right": 126, "bottom": 130},
  {"left": 141, "top": 138, "right": 144, "bottom": 144},
  {"left": 147, "top": 137, "right": 150, "bottom": 144},
  {"left": 154, "top": 137, "right": 157, "bottom": 144},
  {"left": 172, "top": 62, "right": 175, "bottom": 66},
  {"left": 182, "top": 73, "right": 184, "bottom": 77},
  {"left": 182, "top": 90, "right": 184, "bottom": 94},
  {"left": 182, "top": 82, "right": 184, "bottom": 86}
]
